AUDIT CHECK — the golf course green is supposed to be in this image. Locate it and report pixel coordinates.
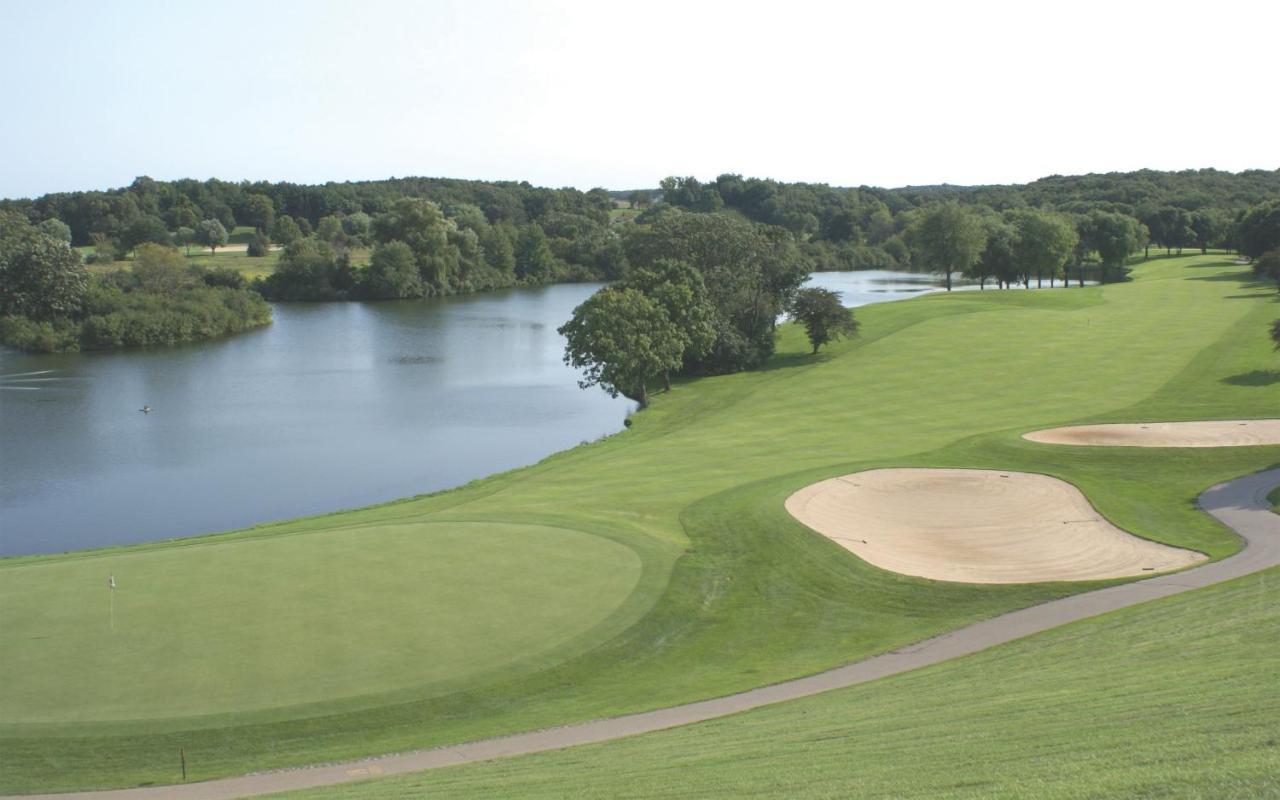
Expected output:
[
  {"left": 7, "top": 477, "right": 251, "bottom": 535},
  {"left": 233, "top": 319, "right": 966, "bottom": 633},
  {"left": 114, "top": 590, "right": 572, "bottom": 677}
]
[{"left": 2, "top": 253, "right": 1277, "bottom": 794}]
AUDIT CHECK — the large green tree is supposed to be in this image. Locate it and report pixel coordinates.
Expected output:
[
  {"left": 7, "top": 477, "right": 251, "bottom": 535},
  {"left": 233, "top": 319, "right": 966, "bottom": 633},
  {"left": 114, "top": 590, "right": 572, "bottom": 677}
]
[
  {"left": 1251, "top": 249, "right": 1280, "bottom": 291},
  {"left": 1237, "top": 201, "right": 1280, "bottom": 260},
  {"left": 558, "top": 287, "right": 684, "bottom": 409},
  {"left": 906, "top": 202, "right": 987, "bottom": 291},
  {"left": 362, "top": 241, "right": 423, "bottom": 299},
  {"left": 271, "top": 215, "right": 303, "bottom": 246},
  {"left": 972, "top": 217, "right": 1017, "bottom": 289},
  {"left": 624, "top": 211, "right": 808, "bottom": 373},
  {"left": 243, "top": 194, "right": 275, "bottom": 233},
  {"left": 371, "top": 198, "right": 464, "bottom": 292},
  {"left": 1190, "top": 209, "right": 1229, "bottom": 254},
  {"left": 195, "top": 219, "right": 229, "bottom": 255},
  {"left": 623, "top": 259, "right": 716, "bottom": 387},
  {"left": 515, "top": 224, "right": 558, "bottom": 282},
  {"left": 1008, "top": 209, "right": 1079, "bottom": 288},
  {"left": 1082, "top": 211, "right": 1146, "bottom": 283},
  {"left": 37, "top": 218, "right": 72, "bottom": 244},
  {"left": 0, "top": 213, "right": 88, "bottom": 320},
  {"left": 119, "top": 214, "right": 171, "bottom": 254},
  {"left": 789, "top": 287, "right": 859, "bottom": 353}
]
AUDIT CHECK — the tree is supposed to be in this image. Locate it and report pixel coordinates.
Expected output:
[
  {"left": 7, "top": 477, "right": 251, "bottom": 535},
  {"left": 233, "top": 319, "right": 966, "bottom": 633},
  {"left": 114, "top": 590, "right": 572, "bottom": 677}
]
[
  {"left": 1082, "top": 211, "right": 1145, "bottom": 283},
  {"left": 1252, "top": 249, "right": 1280, "bottom": 290},
  {"left": 341, "top": 212, "right": 372, "bottom": 240},
  {"left": 624, "top": 211, "right": 808, "bottom": 374},
  {"left": 371, "top": 198, "right": 464, "bottom": 292},
  {"left": 790, "top": 287, "right": 859, "bottom": 353},
  {"left": 362, "top": 240, "right": 423, "bottom": 299},
  {"left": 1238, "top": 201, "right": 1280, "bottom": 260},
  {"left": 173, "top": 226, "right": 196, "bottom": 255},
  {"left": 166, "top": 196, "right": 200, "bottom": 231},
  {"left": 0, "top": 213, "right": 89, "bottom": 320},
  {"left": 243, "top": 193, "right": 275, "bottom": 233},
  {"left": 119, "top": 214, "right": 171, "bottom": 254},
  {"left": 37, "top": 218, "right": 72, "bottom": 244},
  {"left": 246, "top": 229, "right": 271, "bottom": 257},
  {"left": 558, "top": 287, "right": 684, "bottom": 409},
  {"left": 1148, "top": 206, "right": 1194, "bottom": 255},
  {"left": 316, "top": 215, "right": 344, "bottom": 244},
  {"left": 257, "top": 238, "right": 353, "bottom": 301},
  {"left": 973, "top": 217, "right": 1017, "bottom": 289},
  {"left": 195, "top": 219, "right": 229, "bottom": 255},
  {"left": 1191, "top": 209, "right": 1228, "bottom": 254},
  {"left": 623, "top": 259, "right": 716, "bottom": 387},
  {"left": 515, "top": 224, "right": 558, "bottom": 282},
  {"left": 659, "top": 176, "right": 723, "bottom": 213},
  {"left": 480, "top": 223, "right": 517, "bottom": 273},
  {"left": 1008, "top": 209, "right": 1078, "bottom": 288},
  {"left": 905, "top": 202, "right": 987, "bottom": 290},
  {"left": 271, "top": 215, "right": 303, "bottom": 246}
]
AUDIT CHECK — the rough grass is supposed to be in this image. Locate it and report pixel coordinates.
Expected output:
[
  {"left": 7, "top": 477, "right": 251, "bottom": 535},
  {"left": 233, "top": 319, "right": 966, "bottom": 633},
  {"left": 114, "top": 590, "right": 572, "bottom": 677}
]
[
  {"left": 278, "top": 566, "right": 1280, "bottom": 799},
  {"left": 2, "top": 255, "right": 1277, "bottom": 792}
]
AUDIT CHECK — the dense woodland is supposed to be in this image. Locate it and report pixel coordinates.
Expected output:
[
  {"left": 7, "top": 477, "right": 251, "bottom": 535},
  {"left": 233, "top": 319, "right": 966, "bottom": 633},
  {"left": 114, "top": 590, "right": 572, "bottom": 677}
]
[{"left": 1, "top": 169, "right": 1277, "bottom": 360}]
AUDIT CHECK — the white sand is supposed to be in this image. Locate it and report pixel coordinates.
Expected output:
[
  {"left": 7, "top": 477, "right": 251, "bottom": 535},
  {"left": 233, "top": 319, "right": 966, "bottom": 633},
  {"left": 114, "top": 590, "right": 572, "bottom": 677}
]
[
  {"left": 1023, "top": 420, "right": 1280, "bottom": 448},
  {"left": 785, "top": 468, "right": 1206, "bottom": 584}
]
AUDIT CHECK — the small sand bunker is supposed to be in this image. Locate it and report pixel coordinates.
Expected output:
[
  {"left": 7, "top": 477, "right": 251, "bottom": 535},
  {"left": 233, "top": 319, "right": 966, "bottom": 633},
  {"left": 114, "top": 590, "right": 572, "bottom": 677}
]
[
  {"left": 1024, "top": 420, "right": 1280, "bottom": 448},
  {"left": 785, "top": 469, "right": 1205, "bottom": 584}
]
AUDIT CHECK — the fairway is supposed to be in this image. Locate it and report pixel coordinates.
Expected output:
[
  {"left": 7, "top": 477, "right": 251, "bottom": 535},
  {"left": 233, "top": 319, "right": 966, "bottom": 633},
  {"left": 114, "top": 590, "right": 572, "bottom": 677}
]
[
  {"left": 0, "top": 522, "right": 642, "bottom": 723},
  {"left": 2, "top": 254, "right": 1278, "bottom": 793}
]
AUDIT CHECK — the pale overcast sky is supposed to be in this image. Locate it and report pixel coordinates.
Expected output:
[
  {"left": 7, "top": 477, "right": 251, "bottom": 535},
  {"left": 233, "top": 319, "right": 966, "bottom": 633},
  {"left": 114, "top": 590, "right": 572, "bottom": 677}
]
[{"left": 2, "top": 0, "right": 1276, "bottom": 199}]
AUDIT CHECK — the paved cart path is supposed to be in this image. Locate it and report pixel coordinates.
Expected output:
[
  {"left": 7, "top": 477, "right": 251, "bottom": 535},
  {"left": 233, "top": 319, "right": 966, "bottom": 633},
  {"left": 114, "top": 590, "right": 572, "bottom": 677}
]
[{"left": 15, "top": 468, "right": 1280, "bottom": 800}]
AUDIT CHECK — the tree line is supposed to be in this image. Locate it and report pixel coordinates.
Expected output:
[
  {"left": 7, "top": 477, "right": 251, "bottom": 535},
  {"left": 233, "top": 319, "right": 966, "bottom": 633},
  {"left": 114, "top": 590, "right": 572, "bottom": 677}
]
[
  {"left": 0, "top": 213, "right": 269, "bottom": 352},
  {"left": 3, "top": 169, "right": 1276, "bottom": 358},
  {"left": 654, "top": 169, "right": 1280, "bottom": 282}
]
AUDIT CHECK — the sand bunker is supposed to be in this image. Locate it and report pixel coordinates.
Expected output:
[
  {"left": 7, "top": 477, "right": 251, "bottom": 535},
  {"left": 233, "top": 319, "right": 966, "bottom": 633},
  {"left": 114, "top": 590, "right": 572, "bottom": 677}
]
[
  {"left": 785, "top": 469, "right": 1205, "bottom": 583},
  {"left": 1024, "top": 420, "right": 1280, "bottom": 448}
]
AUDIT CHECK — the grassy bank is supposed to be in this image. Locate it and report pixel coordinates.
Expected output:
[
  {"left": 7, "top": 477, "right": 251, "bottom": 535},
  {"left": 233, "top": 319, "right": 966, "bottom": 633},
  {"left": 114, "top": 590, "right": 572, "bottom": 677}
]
[
  {"left": 1, "top": 254, "right": 1277, "bottom": 792},
  {"left": 278, "top": 567, "right": 1280, "bottom": 799}
]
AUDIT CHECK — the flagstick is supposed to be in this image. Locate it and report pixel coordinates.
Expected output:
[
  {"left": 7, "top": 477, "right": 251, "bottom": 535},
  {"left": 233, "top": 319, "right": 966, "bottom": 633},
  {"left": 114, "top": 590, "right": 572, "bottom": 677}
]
[{"left": 110, "top": 587, "right": 115, "bottom": 631}]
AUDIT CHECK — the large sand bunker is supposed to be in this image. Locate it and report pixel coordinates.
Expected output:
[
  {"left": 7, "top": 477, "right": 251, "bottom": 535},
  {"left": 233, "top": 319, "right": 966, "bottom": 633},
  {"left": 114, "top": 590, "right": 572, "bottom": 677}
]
[
  {"left": 785, "top": 469, "right": 1205, "bottom": 583},
  {"left": 1024, "top": 420, "right": 1280, "bottom": 448}
]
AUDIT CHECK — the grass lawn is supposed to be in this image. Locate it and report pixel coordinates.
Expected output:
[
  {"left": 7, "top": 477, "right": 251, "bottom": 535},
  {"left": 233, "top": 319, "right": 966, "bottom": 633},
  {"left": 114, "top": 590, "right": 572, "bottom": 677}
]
[
  {"left": 278, "top": 566, "right": 1280, "bottom": 799},
  {"left": 79, "top": 236, "right": 372, "bottom": 283},
  {"left": 1, "top": 254, "right": 1277, "bottom": 792}
]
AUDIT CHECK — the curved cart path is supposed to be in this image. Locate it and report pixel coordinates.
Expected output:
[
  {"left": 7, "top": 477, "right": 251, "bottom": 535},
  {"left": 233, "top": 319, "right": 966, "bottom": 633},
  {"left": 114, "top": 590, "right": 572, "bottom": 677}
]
[{"left": 16, "top": 468, "right": 1280, "bottom": 800}]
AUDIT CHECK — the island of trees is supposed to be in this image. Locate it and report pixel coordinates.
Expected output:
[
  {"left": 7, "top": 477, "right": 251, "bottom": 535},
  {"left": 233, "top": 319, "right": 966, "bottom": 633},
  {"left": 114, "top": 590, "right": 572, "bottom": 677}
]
[{"left": 1, "top": 169, "right": 1277, "bottom": 354}]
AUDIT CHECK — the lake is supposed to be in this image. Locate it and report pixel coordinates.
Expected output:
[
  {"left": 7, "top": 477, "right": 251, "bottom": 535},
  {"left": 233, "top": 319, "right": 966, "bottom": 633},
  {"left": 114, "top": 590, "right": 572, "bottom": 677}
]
[{"left": 1, "top": 271, "right": 958, "bottom": 557}]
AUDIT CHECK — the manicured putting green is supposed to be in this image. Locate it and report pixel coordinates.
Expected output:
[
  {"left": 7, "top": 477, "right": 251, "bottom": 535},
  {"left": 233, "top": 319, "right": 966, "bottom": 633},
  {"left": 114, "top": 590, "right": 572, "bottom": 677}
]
[{"left": 0, "top": 522, "right": 641, "bottom": 723}]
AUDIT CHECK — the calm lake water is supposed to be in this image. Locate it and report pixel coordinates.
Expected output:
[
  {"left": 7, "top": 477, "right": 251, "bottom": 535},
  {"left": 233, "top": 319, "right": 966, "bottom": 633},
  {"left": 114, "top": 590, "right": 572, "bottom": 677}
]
[{"left": 1, "top": 271, "right": 955, "bottom": 557}]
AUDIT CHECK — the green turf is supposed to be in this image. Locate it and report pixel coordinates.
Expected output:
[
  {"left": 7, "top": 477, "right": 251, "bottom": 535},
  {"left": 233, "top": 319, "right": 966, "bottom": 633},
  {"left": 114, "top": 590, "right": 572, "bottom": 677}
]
[
  {"left": 277, "top": 567, "right": 1280, "bottom": 800},
  {"left": 0, "top": 522, "right": 641, "bottom": 724},
  {"left": 1269, "top": 485, "right": 1280, "bottom": 512},
  {"left": 2, "top": 254, "right": 1278, "bottom": 792}
]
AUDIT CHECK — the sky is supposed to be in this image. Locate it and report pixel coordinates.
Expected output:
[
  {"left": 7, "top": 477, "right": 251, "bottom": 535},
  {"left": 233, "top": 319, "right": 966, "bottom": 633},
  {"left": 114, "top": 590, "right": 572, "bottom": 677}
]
[{"left": 2, "top": 0, "right": 1276, "bottom": 199}]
